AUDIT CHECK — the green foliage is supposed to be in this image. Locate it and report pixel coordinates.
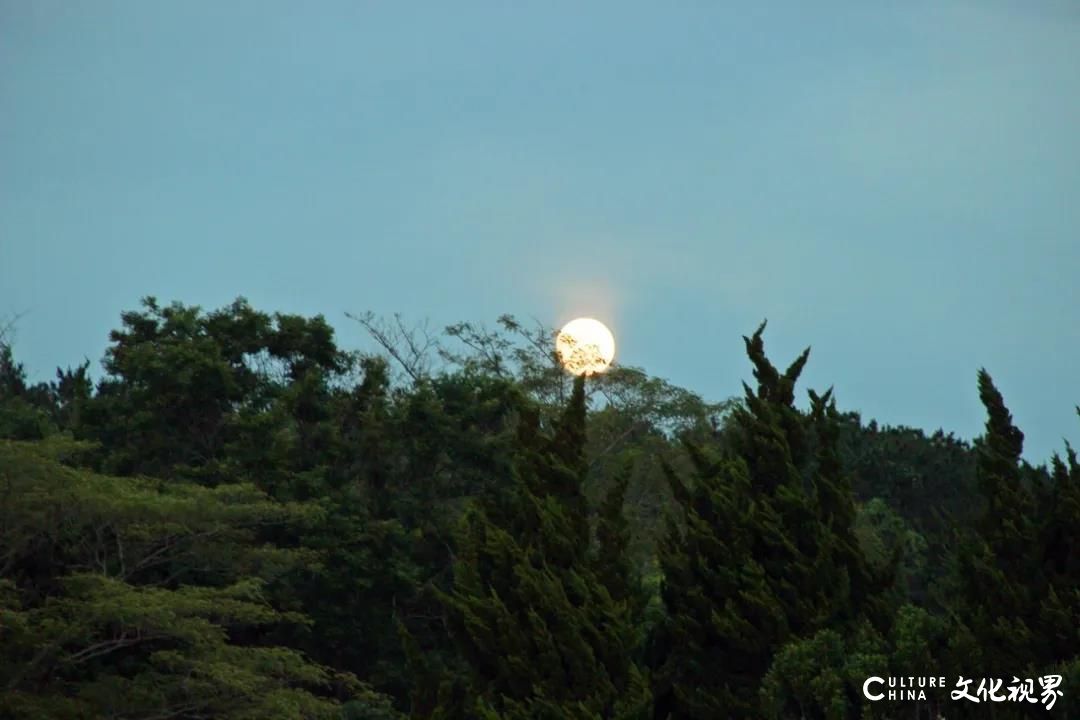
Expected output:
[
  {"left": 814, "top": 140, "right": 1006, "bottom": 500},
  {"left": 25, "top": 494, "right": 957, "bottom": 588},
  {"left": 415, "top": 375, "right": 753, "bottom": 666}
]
[
  {"left": 1038, "top": 440, "right": 1080, "bottom": 665},
  {"left": 653, "top": 323, "right": 892, "bottom": 719},
  {"left": 760, "top": 622, "right": 888, "bottom": 720},
  {"left": 0, "top": 439, "right": 392, "bottom": 719},
  {"left": 945, "top": 371, "right": 1041, "bottom": 680},
  {"left": 927, "top": 374, "right": 1080, "bottom": 718},
  {"left": 653, "top": 448, "right": 789, "bottom": 717},
  {"left": 593, "top": 461, "right": 643, "bottom": 613},
  {"left": 854, "top": 499, "right": 926, "bottom": 607},
  {"left": 77, "top": 297, "right": 349, "bottom": 480},
  {"left": 435, "top": 377, "right": 652, "bottom": 719},
  {"left": 0, "top": 343, "right": 54, "bottom": 440},
  {"left": 5, "top": 299, "right": 1080, "bottom": 719}
]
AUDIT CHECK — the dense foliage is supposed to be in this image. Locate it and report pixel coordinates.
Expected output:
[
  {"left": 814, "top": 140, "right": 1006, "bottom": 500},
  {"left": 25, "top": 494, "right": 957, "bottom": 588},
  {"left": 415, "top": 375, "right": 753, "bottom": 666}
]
[{"left": 1, "top": 299, "right": 1076, "bottom": 718}]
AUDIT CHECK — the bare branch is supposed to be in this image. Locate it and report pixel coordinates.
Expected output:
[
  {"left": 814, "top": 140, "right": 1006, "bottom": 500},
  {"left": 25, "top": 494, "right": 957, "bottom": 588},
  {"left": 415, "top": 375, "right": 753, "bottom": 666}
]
[
  {"left": 346, "top": 311, "right": 431, "bottom": 382},
  {"left": 0, "top": 310, "right": 28, "bottom": 348}
]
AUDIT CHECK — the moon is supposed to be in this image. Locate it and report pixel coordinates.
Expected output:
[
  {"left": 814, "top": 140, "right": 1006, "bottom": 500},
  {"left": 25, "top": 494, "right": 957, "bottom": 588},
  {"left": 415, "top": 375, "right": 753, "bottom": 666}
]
[{"left": 556, "top": 318, "right": 616, "bottom": 376}]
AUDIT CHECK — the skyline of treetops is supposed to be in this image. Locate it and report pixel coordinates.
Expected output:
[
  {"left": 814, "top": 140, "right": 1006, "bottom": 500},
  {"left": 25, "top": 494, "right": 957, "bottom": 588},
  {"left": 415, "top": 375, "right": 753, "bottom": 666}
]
[{"left": 1, "top": 296, "right": 1077, "bottom": 719}]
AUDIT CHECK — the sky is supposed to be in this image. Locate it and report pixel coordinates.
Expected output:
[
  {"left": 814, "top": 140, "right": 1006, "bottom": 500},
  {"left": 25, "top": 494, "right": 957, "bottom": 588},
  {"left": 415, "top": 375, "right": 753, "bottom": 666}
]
[{"left": 1, "top": 1, "right": 1078, "bottom": 462}]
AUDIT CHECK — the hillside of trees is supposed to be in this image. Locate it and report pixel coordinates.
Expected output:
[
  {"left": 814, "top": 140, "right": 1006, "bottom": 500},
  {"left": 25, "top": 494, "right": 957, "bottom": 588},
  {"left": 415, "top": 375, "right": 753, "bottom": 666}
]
[{"left": 1, "top": 298, "right": 1077, "bottom": 719}]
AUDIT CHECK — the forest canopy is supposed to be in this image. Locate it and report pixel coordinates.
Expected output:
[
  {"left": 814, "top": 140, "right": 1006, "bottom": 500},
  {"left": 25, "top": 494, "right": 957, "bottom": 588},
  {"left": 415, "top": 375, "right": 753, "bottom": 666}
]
[{"left": 1, "top": 298, "right": 1077, "bottom": 719}]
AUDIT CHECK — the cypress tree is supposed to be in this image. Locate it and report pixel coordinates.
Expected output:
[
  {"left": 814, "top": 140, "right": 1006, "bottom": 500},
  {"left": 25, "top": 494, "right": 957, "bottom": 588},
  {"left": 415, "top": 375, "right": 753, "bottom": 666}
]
[
  {"left": 948, "top": 370, "right": 1041, "bottom": 681},
  {"left": 653, "top": 323, "right": 890, "bottom": 719},
  {"left": 1039, "top": 441, "right": 1080, "bottom": 665},
  {"left": 653, "top": 444, "right": 789, "bottom": 718},
  {"left": 593, "top": 460, "right": 641, "bottom": 610},
  {"left": 652, "top": 324, "right": 812, "bottom": 718},
  {"left": 807, "top": 388, "right": 893, "bottom": 632},
  {"left": 435, "top": 375, "right": 651, "bottom": 719},
  {"left": 1031, "top": 418, "right": 1080, "bottom": 717}
]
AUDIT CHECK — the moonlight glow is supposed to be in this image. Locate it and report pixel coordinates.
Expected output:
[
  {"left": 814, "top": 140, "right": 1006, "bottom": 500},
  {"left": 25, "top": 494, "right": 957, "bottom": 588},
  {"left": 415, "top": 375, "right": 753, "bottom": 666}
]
[{"left": 556, "top": 318, "right": 616, "bottom": 376}]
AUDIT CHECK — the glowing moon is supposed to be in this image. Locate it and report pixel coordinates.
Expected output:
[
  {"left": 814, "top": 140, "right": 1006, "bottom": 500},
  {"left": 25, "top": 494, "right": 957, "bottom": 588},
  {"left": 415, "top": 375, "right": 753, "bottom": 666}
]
[{"left": 556, "top": 318, "right": 616, "bottom": 376}]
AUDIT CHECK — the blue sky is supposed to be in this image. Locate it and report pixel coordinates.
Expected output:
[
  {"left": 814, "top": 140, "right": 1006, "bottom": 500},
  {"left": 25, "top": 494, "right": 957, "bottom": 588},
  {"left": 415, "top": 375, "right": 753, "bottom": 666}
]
[{"left": 1, "top": 1, "right": 1078, "bottom": 462}]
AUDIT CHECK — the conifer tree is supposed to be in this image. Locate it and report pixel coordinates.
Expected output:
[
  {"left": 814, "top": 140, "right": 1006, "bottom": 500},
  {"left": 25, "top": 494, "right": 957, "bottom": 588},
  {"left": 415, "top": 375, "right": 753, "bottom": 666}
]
[
  {"left": 948, "top": 370, "right": 1041, "bottom": 681},
  {"left": 652, "top": 443, "right": 789, "bottom": 718},
  {"left": 653, "top": 323, "right": 890, "bottom": 719},
  {"left": 593, "top": 461, "right": 640, "bottom": 609},
  {"left": 435, "top": 376, "right": 651, "bottom": 719},
  {"left": 1039, "top": 441, "right": 1080, "bottom": 667},
  {"left": 1027, "top": 415, "right": 1080, "bottom": 717},
  {"left": 807, "top": 388, "right": 892, "bottom": 631},
  {"left": 935, "top": 372, "right": 1080, "bottom": 719},
  {"left": 653, "top": 324, "right": 813, "bottom": 718}
]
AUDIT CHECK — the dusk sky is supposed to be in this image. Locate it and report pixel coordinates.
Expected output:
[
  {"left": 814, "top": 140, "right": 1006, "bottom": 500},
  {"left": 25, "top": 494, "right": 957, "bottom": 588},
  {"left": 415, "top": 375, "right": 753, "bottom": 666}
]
[{"left": 2, "top": 1, "right": 1078, "bottom": 462}]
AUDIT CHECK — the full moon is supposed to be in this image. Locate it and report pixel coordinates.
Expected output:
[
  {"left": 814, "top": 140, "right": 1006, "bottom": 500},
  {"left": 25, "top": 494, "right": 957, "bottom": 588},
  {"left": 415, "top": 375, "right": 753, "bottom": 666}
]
[{"left": 556, "top": 318, "right": 616, "bottom": 376}]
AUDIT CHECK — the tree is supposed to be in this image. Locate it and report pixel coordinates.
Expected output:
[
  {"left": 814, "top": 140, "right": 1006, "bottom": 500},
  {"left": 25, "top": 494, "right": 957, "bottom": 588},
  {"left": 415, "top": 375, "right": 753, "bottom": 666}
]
[
  {"left": 946, "top": 370, "right": 1041, "bottom": 683},
  {"left": 853, "top": 498, "right": 926, "bottom": 608},
  {"left": 653, "top": 323, "right": 891, "bottom": 719},
  {"left": 1026, "top": 415, "right": 1080, "bottom": 718},
  {"left": 0, "top": 438, "right": 397, "bottom": 719},
  {"left": 652, "top": 441, "right": 789, "bottom": 718},
  {"left": 1037, "top": 435, "right": 1080, "bottom": 668},
  {"left": 760, "top": 622, "right": 888, "bottom": 720},
  {"left": 77, "top": 297, "right": 348, "bottom": 482},
  {"left": 434, "top": 376, "right": 652, "bottom": 719},
  {"left": 0, "top": 340, "right": 55, "bottom": 441}
]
